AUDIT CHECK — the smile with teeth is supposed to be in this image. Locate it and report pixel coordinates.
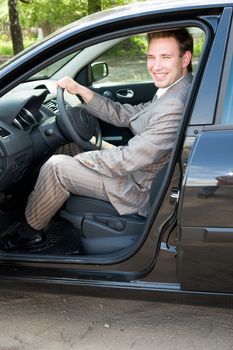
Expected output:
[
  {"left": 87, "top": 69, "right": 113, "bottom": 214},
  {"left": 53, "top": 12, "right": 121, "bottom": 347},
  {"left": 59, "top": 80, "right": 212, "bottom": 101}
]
[{"left": 155, "top": 73, "right": 167, "bottom": 80}]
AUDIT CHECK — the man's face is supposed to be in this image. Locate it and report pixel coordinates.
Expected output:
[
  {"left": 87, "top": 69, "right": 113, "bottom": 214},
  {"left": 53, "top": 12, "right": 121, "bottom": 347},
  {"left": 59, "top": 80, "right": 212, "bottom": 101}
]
[{"left": 147, "top": 36, "right": 191, "bottom": 88}]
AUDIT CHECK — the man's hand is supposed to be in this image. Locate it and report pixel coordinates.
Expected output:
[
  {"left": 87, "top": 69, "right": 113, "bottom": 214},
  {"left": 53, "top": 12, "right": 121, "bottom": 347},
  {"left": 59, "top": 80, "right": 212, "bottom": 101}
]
[
  {"left": 56, "top": 76, "right": 94, "bottom": 103},
  {"left": 56, "top": 76, "right": 80, "bottom": 95}
]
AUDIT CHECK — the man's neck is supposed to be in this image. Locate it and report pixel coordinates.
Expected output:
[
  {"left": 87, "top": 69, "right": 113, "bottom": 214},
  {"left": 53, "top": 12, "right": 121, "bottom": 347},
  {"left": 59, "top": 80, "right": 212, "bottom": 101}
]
[{"left": 156, "top": 74, "right": 187, "bottom": 99}]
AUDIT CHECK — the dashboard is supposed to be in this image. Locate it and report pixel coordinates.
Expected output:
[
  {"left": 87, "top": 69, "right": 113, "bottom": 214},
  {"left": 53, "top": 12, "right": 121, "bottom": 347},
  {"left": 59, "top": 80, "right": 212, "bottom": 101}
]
[{"left": 0, "top": 80, "right": 74, "bottom": 192}]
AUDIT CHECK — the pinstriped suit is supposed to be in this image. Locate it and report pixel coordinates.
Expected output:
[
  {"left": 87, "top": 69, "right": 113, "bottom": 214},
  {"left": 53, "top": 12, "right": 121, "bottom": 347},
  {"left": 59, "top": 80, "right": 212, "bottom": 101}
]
[{"left": 26, "top": 73, "right": 192, "bottom": 230}]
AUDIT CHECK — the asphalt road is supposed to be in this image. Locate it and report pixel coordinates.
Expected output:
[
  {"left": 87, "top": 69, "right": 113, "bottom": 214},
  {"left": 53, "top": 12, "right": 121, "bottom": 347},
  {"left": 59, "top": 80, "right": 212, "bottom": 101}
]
[{"left": 0, "top": 290, "right": 232, "bottom": 350}]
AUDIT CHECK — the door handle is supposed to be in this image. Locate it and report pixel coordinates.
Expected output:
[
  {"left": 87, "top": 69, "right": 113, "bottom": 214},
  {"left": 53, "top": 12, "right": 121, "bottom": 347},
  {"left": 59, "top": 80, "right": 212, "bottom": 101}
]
[{"left": 116, "top": 89, "right": 134, "bottom": 98}]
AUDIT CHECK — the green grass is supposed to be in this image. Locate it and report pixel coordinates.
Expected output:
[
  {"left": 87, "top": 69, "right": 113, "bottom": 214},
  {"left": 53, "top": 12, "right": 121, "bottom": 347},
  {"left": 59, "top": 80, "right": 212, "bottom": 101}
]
[
  {"left": 0, "top": 40, "right": 13, "bottom": 56},
  {"left": 0, "top": 38, "right": 36, "bottom": 57}
]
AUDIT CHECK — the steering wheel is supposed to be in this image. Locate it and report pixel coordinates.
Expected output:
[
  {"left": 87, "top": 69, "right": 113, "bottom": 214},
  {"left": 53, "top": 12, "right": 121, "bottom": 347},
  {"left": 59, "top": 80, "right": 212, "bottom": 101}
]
[{"left": 56, "top": 87, "right": 102, "bottom": 151}]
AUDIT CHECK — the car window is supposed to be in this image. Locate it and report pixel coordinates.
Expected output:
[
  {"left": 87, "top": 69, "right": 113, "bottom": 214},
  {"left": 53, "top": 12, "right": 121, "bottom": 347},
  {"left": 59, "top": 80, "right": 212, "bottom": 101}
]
[
  {"left": 28, "top": 52, "right": 78, "bottom": 80},
  {"left": 91, "top": 34, "right": 151, "bottom": 85},
  {"left": 91, "top": 28, "right": 205, "bottom": 87},
  {"left": 219, "top": 54, "right": 233, "bottom": 125}
]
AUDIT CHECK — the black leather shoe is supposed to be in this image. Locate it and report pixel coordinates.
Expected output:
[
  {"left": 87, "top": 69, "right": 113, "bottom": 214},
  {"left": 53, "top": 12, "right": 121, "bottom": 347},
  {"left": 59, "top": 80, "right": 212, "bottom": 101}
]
[{"left": 0, "top": 231, "right": 43, "bottom": 252}]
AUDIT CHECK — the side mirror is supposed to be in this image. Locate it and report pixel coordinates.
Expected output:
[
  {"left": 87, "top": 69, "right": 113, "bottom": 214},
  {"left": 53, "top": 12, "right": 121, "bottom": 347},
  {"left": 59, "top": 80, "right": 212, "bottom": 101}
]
[{"left": 91, "top": 62, "right": 109, "bottom": 82}]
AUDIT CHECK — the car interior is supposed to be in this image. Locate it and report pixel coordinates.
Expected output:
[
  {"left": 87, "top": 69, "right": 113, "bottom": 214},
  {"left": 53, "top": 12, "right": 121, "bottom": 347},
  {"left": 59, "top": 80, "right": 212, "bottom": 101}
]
[{"left": 0, "top": 25, "right": 206, "bottom": 262}]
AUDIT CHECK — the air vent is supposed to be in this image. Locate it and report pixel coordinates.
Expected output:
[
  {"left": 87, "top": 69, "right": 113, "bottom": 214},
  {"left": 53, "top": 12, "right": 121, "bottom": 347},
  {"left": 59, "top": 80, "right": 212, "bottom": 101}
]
[
  {"left": 13, "top": 108, "right": 36, "bottom": 130},
  {"left": 44, "top": 99, "right": 59, "bottom": 114},
  {"left": 0, "top": 127, "right": 10, "bottom": 138}
]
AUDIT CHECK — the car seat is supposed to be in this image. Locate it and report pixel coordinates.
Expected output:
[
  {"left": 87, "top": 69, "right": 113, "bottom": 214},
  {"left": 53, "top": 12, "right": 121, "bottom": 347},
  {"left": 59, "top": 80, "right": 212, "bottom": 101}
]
[{"left": 60, "top": 163, "right": 168, "bottom": 254}]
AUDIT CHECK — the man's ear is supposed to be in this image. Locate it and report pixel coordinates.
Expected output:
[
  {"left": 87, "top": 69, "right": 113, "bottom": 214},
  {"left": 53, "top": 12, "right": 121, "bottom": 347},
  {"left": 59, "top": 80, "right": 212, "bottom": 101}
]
[{"left": 182, "top": 51, "right": 192, "bottom": 68}]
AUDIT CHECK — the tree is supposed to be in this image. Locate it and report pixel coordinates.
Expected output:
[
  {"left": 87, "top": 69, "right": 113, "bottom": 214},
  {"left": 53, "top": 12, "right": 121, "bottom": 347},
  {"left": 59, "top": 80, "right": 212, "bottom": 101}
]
[
  {"left": 102, "top": 0, "right": 132, "bottom": 10},
  {"left": 88, "top": 0, "right": 101, "bottom": 14},
  {"left": 1, "top": 0, "right": 140, "bottom": 57},
  {"left": 18, "top": 0, "right": 136, "bottom": 36},
  {"left": 19, "top": 0, "right": 88, "bottom": 36},
  {"left": 8, "top": 0, "right": 24, "bottom": 54}
]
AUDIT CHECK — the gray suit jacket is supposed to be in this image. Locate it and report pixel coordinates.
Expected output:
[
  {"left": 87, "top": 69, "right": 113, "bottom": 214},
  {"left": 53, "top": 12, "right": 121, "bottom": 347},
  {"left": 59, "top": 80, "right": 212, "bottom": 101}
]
[{"left": 77, "top": 73, "right": 192, "bottom": 216}]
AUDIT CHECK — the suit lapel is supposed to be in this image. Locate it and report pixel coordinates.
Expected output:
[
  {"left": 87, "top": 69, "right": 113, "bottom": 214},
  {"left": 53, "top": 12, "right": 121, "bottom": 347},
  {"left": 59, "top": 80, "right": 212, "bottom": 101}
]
[
  {"left": 129, "top": 94, "right": 157, "bottom": 123},
  {"left": 128, "top": 73, "right": 192, "bottom": 123}
]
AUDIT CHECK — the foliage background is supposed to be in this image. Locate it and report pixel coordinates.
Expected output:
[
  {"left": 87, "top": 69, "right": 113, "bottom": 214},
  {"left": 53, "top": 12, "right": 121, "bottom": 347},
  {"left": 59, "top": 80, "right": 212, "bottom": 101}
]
[
  {"left": 0, "top": 0, "right": 146, "bottom": 57},
  {"left": 0, "top": 0, "right": 204, "bottom": 62}
]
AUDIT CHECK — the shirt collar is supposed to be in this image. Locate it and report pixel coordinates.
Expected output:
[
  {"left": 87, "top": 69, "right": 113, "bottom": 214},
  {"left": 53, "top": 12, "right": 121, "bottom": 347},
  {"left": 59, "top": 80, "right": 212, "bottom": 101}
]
[{"left": 156, "top": 75, "right": 186, "bottom": 99}]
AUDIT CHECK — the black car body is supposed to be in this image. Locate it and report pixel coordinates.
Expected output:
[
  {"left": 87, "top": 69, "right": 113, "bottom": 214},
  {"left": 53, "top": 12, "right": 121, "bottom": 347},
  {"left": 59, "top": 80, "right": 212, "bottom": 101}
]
[{"left": 0, "top": 0, "right": 233, "bottom": 305}]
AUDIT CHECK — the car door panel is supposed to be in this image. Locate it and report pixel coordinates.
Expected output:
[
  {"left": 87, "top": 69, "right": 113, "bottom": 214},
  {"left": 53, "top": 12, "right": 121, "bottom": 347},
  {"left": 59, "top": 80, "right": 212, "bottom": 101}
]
[
  {"left": 91, "top": 82, "right": 156, "bottom": 145},
  {"left": 178, "top": 129, "right": 233, "bottom": 292},
  {"left": 91, "top": 81, "right": 156, "bottom": 104}
]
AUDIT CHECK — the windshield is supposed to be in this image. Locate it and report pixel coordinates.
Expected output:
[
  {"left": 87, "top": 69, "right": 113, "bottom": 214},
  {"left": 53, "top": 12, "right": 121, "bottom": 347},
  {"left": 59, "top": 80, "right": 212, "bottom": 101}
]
[{"left": 28, "top": 52, "right": 78, "bottom": 80}]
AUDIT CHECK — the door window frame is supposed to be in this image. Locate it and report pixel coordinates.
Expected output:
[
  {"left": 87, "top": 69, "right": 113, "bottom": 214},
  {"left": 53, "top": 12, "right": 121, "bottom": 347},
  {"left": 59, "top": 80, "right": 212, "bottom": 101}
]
[{"left": 215, "top": 15, "right": 233, "bottom": 125}]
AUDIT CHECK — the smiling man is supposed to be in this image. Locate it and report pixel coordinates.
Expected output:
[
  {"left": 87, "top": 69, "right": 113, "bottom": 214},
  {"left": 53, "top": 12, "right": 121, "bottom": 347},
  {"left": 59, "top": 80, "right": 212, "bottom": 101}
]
[
  {"left": 2, "top": 28, "right": 193, "bottom": 251},
  {"left": 147, "top": 31, "right": 192, "bottom": 88}
]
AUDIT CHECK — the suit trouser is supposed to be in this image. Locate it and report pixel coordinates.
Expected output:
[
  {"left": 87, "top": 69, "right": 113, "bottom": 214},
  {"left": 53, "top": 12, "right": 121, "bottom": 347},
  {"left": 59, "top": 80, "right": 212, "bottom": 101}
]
[{"left": 25, "top": 152, "right": 110, "bottom": 230}]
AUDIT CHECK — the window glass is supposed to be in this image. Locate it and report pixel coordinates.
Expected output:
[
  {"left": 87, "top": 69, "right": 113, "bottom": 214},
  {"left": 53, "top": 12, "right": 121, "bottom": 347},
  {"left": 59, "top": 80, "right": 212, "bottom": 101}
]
[
  {"left": 220, "top": 56, "right": 233, "bottom": 125},
  {"left": 92, "top": 34, "right": 150, "bottom": 85},
  {"left": 28, "top": 52, "right": 78, "bottom": 80},
  {"left": 190, "top": 27, "right": 205, "bottom": 72},
  {"left": 91, "top": 28, "right": 205, "bottom": 86}
]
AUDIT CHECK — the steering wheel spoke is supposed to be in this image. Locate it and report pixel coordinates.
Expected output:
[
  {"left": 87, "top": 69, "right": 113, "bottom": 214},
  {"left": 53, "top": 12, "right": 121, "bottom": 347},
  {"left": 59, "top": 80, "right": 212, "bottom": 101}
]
[{"left": 56, "top": 87, "right": 102, "bottom": 150}]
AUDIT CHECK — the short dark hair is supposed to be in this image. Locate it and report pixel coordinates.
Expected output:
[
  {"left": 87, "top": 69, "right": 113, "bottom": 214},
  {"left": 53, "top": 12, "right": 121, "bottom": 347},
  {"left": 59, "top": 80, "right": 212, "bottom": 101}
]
[{"left": 147, "top": 28, "right": 193, "bottom": 72}]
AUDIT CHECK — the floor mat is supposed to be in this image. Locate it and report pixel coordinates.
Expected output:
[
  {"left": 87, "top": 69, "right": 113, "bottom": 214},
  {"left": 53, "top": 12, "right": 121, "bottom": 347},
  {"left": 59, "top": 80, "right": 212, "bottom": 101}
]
[
  {"left": 20, "top": 219, "right": 82, "bottom": 255},
  {"left": 0, "top": 207, "right": 81, "bottom": 256},
  {"left": 0, "top": 210, "right": 21, "bottom": 238}
]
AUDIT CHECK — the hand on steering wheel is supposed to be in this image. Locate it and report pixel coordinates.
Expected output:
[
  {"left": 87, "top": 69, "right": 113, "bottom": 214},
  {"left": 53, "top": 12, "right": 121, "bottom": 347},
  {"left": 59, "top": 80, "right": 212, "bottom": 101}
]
[{"left": 56, "top": 87, "right": 102, "bottom": 151}]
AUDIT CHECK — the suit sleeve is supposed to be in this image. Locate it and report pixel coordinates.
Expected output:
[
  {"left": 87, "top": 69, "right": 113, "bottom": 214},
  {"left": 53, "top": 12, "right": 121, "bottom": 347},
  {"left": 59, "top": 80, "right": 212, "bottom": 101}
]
[
  {"left": 76, "top": 97, "right": 184, "bottom": 177},
  {"left": 84, "top": 92, "right": 151, "bottom": 127}
]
